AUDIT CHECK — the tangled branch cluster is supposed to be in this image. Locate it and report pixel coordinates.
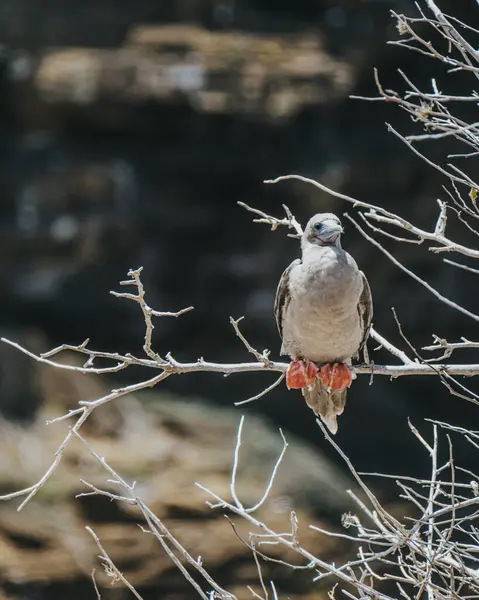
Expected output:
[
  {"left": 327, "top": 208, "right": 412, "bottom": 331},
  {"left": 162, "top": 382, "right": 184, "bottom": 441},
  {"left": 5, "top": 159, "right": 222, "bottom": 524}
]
[{"left": 3, "top": 1, "right": 479, "bottom": 598}]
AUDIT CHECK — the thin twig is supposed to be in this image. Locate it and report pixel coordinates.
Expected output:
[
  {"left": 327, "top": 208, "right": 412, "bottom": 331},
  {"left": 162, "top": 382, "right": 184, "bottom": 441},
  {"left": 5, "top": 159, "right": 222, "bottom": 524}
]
[{"left": 86, "top": 526, "right": 144, "bottom": 600}]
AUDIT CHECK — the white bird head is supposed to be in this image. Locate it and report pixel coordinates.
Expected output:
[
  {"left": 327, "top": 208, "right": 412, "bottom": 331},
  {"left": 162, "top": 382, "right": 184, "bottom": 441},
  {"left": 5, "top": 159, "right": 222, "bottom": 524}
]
[{"left": 302, "top": 213, "right": 343, "bottom": 250}]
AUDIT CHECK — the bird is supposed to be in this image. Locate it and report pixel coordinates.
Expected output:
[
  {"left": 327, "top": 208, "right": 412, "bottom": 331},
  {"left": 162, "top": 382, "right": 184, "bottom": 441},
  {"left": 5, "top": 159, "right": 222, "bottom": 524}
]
[{"left": 274, "top": 212, "right": 373, "bottom": 434}]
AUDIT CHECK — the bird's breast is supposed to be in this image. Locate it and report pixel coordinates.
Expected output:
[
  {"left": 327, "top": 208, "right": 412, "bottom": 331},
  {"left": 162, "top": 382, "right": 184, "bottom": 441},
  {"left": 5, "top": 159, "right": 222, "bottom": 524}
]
[
  {"left": 282, "top": 247, "right": 364, "bottom": 363},
  {"left": 299, "top": 251, "right": 362, "bottom": 307}
]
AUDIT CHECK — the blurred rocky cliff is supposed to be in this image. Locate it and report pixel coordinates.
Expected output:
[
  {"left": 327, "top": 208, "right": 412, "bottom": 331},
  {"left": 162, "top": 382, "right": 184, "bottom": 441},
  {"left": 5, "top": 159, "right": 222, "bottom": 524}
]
[{"left": 0, "top": 0, "right": 479, "bottom": 596}]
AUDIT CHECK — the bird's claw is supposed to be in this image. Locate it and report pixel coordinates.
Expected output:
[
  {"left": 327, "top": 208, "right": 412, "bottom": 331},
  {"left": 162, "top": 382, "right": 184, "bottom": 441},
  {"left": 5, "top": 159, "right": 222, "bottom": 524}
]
[
  {"left": 286, "top": 359, "right": 318, "bottom": 389},
  {"left": 318, "top": 363, "right": 352, "bottom": 391}
]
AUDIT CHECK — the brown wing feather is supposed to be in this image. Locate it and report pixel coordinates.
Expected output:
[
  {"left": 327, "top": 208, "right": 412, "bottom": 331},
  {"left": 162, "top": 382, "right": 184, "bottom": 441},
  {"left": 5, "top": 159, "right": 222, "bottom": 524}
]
[
  {"left": 274, "top": 259, "right": 301, "bottom": 340},
  {"left": 356, "top": 271, "right": 373, "bottom": 360}
]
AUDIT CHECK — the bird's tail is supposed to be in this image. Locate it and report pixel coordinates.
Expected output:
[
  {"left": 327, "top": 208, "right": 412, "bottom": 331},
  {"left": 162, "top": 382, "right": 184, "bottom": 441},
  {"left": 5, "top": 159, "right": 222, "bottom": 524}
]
[{"left": 302, "top": 380, "right": 347, "bottom": 434}]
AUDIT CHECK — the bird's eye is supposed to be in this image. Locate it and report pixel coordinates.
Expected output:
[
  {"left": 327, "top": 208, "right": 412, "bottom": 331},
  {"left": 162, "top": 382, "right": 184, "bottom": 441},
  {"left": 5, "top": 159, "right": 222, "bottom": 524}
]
[{"left": 313, "top": 222, "right": 322, "bottom": 232}]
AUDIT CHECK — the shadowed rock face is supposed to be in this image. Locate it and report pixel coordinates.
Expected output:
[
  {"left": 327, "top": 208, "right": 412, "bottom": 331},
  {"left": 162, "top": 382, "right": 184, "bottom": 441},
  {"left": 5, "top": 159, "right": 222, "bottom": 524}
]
[{"left": 0, "top": 1, "right": 478, "bottom": 596}]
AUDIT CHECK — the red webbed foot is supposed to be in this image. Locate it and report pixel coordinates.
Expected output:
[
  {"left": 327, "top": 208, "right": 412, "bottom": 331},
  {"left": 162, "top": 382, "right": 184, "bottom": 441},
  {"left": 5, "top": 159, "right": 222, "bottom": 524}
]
[
  {"left": 286, "top": 359, "right": 318, "bottom": 390},
  {"left": 317, "top": 363, "right": 352, "bottom": 391}
]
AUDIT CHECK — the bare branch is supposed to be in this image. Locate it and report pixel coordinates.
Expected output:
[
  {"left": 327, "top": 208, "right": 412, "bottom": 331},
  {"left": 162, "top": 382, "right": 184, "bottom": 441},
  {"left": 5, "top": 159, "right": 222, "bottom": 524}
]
[
  {"left": 264, "top": 174, "right": 479, "bottom": 260},
  {"left": 91, "top": 569, "right": 102, "bottom": 600},
  {"left": 345, "top": 214, "right": 479, "bottom": 323},
  {"left": 77, "top": 432, "right": 235, "bottom": 600},
  {"left": 237, "top": 202, "right": 303, "bottom": 238},
  {"left": 3, "top": 333, "right": 479, "bottom": 388},
  {"left": 230, "top": 316, "right": 272, "bottom": 365},
  {"left": 111, "top": 266, "right": 193, "bottom": 361},
  {"left": 86, "top": 526, "right": 145, "bottom": 600},
  {"left": 234, "top": 373, "right": 285, "bottom": 406}
]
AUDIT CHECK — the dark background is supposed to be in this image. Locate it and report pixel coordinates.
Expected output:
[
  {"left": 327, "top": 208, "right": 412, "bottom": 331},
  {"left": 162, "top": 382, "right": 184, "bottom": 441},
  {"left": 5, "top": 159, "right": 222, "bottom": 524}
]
[{"left": 0, "top": 1, "right": 479, "bottom": 598}]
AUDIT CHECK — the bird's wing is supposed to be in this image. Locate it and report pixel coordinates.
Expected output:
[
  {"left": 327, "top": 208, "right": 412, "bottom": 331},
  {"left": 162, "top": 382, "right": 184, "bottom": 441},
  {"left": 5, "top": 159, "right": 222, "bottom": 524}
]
[
  {"left": 274, "top": 258, "right": 301, "bottom": 340},
  {"left": 356, "top": 271, "right": 373, "bottom": 360}
]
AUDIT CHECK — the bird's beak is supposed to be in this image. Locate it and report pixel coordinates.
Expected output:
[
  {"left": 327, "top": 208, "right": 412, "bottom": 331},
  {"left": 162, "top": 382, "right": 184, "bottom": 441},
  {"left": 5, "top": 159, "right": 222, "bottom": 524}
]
[{"left": 317, "top": 220, "right": 343, "bottom": 243}]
